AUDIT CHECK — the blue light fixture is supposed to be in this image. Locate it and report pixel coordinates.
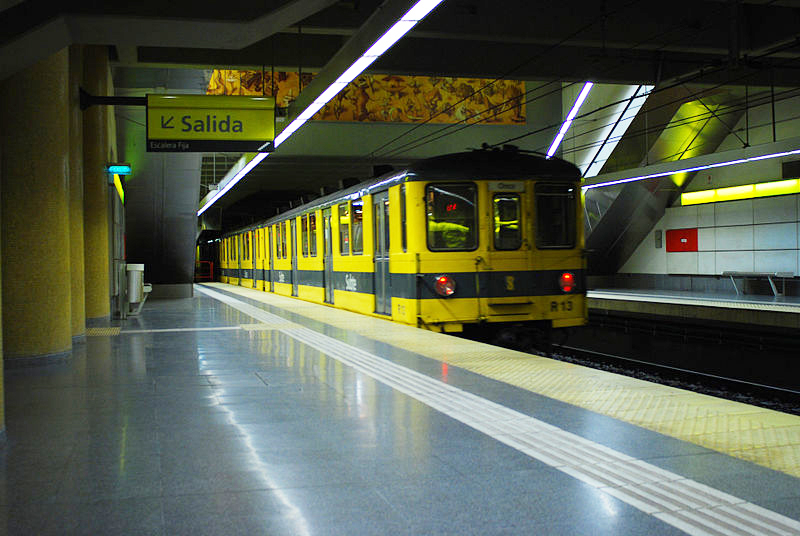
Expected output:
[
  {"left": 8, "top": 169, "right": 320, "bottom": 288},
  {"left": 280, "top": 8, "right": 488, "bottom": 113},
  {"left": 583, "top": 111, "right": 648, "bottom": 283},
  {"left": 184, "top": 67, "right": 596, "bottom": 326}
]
[{"left": 107, "top": 163, "right": 132, "bottom": 175}]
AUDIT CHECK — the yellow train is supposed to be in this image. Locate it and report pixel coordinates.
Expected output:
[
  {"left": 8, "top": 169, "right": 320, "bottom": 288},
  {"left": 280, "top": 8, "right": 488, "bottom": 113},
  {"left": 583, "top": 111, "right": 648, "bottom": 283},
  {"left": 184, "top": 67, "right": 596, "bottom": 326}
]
[{"left": 215, "top": 147, "right": 586, "bottom": 335}]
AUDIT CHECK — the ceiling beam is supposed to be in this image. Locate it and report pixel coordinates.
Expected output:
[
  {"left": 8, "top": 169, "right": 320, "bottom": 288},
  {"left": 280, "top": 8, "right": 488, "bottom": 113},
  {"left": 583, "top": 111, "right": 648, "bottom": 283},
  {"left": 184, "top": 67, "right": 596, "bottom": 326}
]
[{"left": 0, "top": 0, "right": 339, "bottom": 79}]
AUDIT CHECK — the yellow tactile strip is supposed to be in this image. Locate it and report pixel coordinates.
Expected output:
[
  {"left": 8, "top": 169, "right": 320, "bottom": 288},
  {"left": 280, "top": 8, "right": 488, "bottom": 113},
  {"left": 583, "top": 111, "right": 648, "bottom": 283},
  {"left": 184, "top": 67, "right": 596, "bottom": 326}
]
[
  {"left": 86, "top": 327, "right": 121, "bottom": 337},
  {"left": 203, "top": 283, "right": 800, "bottom": 478}
]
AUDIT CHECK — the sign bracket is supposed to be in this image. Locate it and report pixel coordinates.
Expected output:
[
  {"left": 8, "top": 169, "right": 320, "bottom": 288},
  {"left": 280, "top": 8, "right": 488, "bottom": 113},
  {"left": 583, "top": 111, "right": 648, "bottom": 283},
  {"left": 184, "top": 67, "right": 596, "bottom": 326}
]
[{"left": 80, "top": 88, "right": 146, "bottom": 110}]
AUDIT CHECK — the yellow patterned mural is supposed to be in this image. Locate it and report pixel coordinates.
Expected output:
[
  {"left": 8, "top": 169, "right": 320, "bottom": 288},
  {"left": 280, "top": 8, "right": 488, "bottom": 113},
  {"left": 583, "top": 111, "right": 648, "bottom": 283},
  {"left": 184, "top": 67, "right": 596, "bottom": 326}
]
[{"left": 207, "top": 69, "right": 526, "bottom": 125}]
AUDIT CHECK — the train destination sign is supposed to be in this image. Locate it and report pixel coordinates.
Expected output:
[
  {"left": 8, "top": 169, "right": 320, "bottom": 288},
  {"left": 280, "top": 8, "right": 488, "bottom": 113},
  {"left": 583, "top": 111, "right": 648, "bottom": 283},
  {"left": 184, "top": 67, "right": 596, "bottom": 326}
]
[{"left": 146, "top": 95, "right": 275, "bottom": 152}]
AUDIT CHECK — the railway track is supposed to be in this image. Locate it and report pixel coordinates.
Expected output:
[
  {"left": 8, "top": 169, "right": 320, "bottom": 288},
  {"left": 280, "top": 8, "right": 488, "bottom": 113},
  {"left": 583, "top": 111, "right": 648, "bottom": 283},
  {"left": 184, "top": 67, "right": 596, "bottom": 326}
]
[
  {"left": 547, "top": 341, "right": 800, "bottom": 416},
  {"left": 464, "top": 314, "right": 800, "bottom": 416}
]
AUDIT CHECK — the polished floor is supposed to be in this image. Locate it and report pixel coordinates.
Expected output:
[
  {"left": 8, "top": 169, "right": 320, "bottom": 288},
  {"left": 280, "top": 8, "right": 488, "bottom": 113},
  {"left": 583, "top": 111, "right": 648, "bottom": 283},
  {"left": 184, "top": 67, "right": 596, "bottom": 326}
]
[{"left": 1, "top": 285, "right": 799, "bottom": 535}]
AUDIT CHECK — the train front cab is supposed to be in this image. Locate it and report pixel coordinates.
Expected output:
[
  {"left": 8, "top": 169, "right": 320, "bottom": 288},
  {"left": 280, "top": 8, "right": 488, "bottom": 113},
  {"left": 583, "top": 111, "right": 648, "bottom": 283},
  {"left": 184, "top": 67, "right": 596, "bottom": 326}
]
[{"left": 394, "top": 177, "right": 586, "bottom": 333}]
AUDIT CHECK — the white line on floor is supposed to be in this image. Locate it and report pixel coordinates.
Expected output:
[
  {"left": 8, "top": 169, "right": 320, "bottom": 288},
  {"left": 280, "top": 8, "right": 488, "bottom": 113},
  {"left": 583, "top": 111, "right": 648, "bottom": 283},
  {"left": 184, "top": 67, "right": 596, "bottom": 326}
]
[{"left": 197, "top": 285, "right": 800, "bottom": 536}]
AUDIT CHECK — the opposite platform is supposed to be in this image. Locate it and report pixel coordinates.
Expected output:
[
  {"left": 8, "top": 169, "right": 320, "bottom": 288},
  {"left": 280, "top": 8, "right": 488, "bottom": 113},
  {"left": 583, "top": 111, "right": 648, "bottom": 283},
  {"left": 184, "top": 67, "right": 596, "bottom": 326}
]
[{"left": 588, "top": 288, "right": 800, "bottom": 328}]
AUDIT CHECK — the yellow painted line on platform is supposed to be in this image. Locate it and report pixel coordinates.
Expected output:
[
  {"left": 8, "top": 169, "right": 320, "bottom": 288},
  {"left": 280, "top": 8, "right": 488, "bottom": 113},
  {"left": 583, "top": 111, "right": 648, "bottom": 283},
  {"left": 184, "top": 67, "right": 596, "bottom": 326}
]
[
  {"left": 203, "top": 283, "right": 800, "bottom": 478},
  {"left": 86, "top": 327, "right": 121, "bottom": 337}
]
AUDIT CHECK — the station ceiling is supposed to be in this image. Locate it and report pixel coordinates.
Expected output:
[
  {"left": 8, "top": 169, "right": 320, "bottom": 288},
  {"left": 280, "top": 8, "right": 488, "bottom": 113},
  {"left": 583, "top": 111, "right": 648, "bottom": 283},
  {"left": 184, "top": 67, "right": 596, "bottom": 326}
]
[{"left": 4, "top": 0, "right": 800, "bottom": 226}]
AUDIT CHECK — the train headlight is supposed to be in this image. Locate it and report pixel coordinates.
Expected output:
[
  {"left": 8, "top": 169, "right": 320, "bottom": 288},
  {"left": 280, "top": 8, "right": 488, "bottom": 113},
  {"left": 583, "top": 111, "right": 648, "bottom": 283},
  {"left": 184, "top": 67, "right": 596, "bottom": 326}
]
[
  {"left": 435, "top": 275, "right": 456, "bottom": 297},
  {"left": 559, "top": 272, "right": 575, "bottom": 293}
]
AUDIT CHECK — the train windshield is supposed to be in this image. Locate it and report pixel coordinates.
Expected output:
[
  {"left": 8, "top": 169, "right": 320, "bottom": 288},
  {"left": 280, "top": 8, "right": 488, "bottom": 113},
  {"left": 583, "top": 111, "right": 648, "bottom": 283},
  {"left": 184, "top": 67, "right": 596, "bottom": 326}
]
[
  {"left": 535, "top": 183, "right": 576, "bottom": 248},
  {"left": 426, "top": 183, "right": 477, "bottom": 251},
  {"left": 493, "top": 194, "right": 521, "bottom": 250}
]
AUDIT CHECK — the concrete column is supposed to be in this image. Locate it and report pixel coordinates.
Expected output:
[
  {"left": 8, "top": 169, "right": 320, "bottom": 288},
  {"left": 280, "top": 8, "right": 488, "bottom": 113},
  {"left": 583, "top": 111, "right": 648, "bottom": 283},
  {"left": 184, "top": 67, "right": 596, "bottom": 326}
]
[
  {"left": 69, "top": 45, "right": 86, "bottom": 342},
  {"left": 82, "top": 46, "right": 111, "bottom": 323},
  {"left": 0, "top": 48, "right": 72, "bottom": 365}
]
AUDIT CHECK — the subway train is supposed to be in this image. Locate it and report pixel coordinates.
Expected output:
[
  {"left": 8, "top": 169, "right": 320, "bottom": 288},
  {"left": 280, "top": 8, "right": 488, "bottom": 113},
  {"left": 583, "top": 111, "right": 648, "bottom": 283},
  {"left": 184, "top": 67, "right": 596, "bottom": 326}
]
[{"left": 212, "top": 146, "right": 587, "bottom": 336}]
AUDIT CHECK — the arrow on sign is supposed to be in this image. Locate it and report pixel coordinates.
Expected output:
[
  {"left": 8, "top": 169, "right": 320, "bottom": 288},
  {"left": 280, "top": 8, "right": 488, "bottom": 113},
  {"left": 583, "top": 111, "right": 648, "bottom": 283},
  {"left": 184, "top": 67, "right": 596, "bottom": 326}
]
[{"left": 161, "top": 116, "right": 174, "bottom": 129}]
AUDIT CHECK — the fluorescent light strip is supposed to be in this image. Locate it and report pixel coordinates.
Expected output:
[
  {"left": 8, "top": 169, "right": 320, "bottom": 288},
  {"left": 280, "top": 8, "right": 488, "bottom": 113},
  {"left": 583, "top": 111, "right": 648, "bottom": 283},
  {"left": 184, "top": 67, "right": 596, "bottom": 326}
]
[
  {"left": 198, "top": 0, "right": 445, "bottom": 216},
  {"left": 547, "top": 81, "right": 593, "bottom": 159},
  {"left": 681, "top": 178, "right": 800, "bottom": 205},
  {"left": 582, "top": 148, "right": 800, "bottom": 190},
  {"left": 197, "top": 153, "right": 268, "bottom": 216},
  {"left": 583, "top": 85, "right": 653, "bottom": 178},
  {"left": 274, "top": 1, "right": 444, "bottom": 151}
]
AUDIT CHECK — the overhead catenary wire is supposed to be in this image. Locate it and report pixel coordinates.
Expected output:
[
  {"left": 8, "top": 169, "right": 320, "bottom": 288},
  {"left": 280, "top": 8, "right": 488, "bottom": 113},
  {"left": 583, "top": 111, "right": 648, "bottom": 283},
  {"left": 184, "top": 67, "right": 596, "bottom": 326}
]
[{"left": 368, "top": 0, "right": 785, "bottom": 161}]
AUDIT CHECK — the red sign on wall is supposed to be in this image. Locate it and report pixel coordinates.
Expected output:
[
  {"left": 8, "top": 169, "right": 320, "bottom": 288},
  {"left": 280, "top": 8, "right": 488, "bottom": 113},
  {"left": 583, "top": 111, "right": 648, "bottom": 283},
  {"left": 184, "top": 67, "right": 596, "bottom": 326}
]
[{"left": 666, "top": 228, "right": 698, "bottom": 252}]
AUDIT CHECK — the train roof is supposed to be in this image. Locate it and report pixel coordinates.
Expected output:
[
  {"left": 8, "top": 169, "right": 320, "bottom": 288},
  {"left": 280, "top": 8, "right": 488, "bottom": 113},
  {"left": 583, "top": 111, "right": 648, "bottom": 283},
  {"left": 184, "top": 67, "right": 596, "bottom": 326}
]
[{"left": 224, "top": 148, "right": 581, "bottom": 235}]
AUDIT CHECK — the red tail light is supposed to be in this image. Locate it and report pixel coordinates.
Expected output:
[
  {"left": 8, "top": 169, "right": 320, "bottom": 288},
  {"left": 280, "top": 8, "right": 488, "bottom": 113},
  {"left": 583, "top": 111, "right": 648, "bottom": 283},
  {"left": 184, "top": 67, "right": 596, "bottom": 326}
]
[
  {"left": 559, "top": 272, "right": 575, "bottom": 293},
  {"left": 435, "top": 275, "right": 456, "bottom": 297}
]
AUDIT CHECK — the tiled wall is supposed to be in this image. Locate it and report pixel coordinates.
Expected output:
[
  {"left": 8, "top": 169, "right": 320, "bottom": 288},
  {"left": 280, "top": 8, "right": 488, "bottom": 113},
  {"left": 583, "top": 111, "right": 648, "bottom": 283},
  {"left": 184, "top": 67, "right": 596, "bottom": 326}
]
[{"left": 621, "top": 194, "right": 800, "bottom": 275}]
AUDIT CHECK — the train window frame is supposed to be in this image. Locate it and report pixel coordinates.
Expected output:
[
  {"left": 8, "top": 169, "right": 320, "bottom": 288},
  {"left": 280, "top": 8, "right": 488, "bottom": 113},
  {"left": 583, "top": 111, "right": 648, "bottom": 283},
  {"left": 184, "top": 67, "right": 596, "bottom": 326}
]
[
  {"left": 426, "top": 182, "right": 478, "bottom": 252},
  {"left": 301, "top": 214, "right": 309, "bottom": 257},
  {"left": 352, "top": 198, "right": 364, "bottom": 255},
  {"left": 535, "top": 183, "right": 577, "bottom": 249},
  {"left": 339, "top": 203, "right": 351, "bottom": 256},
  {"left": 309, "top": 212, "right": 317, "bottom": 257},
  {"left": 493, "top": 193, "right": 522, "bottom": 251}
]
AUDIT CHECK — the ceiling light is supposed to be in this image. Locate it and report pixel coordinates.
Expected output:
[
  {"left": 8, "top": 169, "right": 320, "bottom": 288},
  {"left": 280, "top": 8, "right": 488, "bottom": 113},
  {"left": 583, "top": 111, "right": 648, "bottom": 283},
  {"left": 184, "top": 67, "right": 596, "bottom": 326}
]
[
  {"left": 547, "top": 81, "right": 593, "bottom": 159},
  {"left": 681, "top": 178, "right": 800, "bottom": 205},
  {"left": 197, "top": 0, "right": 445, "bottom": 216},
  {"left": 582, "top": 85, "right": 652, "bottom": 178},
  {"left": 197, "top": 152, "right": 267, "bottom": 216},
  {"left": 582, "top": 148, "right": 800, "bottom": 191}
]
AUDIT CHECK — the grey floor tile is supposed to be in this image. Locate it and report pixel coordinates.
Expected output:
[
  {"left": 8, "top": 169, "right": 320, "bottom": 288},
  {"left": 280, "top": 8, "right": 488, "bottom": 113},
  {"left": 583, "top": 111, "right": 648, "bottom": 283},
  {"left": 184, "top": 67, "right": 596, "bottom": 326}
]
[
  {"left": 2, "top": 289, "right": 798, "bottom": 536},
  {"left": 42, "top": 496, "right": 164, "bottom": 535}
]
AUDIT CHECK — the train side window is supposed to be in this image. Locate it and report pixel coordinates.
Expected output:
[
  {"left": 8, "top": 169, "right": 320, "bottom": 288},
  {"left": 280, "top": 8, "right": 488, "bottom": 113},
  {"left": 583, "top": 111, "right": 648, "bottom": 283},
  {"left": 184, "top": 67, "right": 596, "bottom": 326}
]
[
  {"left": 400, "top": 185, "right": 407, "bottom": 252},
  {"left": 535, "top": 183, "right": 576, "bottom": 249},
  {"left": 493, "top": 194, "right": 521, "bottom": 250},
  {"left": 276, "top": 224, "right": 283, "bottom": 259},
  {"left": 339, "top": 203, "right": 350, "bottom": 255},
  {"left": 309, "top": 212, "right": 317, "bottom": 256},
  {"left": 426, "top": 183, "right": 477, "bottom": 251},
  {"left": 281, "top": 222, "right": 288, "bottom": 259},
  {"left": 352, "top": 199, "right": 364, "bottom": 255},
  {"left": 301, "top": 215, "right": 309, "bottom": 257}
]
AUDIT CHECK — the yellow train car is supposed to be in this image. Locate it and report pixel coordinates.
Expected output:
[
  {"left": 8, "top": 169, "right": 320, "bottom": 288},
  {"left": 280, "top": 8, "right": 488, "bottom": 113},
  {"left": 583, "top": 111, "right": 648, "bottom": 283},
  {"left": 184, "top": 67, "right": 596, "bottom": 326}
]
[{"left": 219, "top": 147, "right": 587, "bottom": 336}]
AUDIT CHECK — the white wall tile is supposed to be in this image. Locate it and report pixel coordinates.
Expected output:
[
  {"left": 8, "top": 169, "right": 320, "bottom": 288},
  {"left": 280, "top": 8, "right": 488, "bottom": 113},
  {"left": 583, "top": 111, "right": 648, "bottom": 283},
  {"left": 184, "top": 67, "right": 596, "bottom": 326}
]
[
  {"left": 715, "top": 199, "right": 753, "bottom": 226},
  {"left": 697, "top": 204, "right": 715, "bottom": 228},
  {"left": 754, "top": 250, "right": 798, "bottom": 274},
  {"left": 698, "top": 252, "right": 716, "bottom": 274},
  {"left": 666, "top": 205, "right": 698, "bottom": 229},
  {"left": 715, "top": 226, "right": 754, "bottom": 250},
  {"left": 753, "top": 195, "right": 797, "bottom": 224},
  {"left": 716, "top": 250, "right": 754, "bottom": 272},
  {"left": 698, "top": 228, "right": 715, "bottom": 251},
  {"left": 753, "top": 222, "right": 798, "bottom": 250},
  {"left": 666, "top": 252, "right": 698, "bottom": 274},
  {"left": 619, "top": 226, "right": 667, "bottom": 274}
]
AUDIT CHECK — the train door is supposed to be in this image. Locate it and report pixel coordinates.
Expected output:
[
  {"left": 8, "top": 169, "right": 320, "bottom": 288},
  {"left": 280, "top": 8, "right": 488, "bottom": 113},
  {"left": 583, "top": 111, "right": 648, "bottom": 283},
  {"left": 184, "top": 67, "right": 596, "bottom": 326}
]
[
  {"left": 291, "top": 219, "right": 299, "bottom": 296},
  {"left": 268, "top": 226, "right": 274, "bottom": 292},
  {"left": 373, "top": 191, "right": 391, "bottom": 315},
  {"left": 237, "top": 234, "right": 243, "bottom": 286},
  {"left": 322, "top": 208, "right": 334, "bottom": 303},
  {"left": 247, "top": 229, "right": 258, "bottom": 288},
  {"left": 252, "top": 230, "right": 259, "bottom": 289}
]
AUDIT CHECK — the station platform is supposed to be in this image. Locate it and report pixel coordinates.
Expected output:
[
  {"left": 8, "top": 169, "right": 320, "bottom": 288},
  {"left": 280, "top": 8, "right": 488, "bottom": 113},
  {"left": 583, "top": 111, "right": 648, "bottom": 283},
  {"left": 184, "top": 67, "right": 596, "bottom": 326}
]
[
  {"left": 2, "top": 283, "right": 799, "bottom": 535},
  {"left": 588, "top": 288, "right": 800, "bottom": 329}
]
